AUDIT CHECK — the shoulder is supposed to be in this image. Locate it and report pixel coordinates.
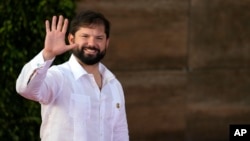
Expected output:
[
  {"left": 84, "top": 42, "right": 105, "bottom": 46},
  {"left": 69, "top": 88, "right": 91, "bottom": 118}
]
[{"left": 46, "top": 62, "right": 72, "bottom": 82}]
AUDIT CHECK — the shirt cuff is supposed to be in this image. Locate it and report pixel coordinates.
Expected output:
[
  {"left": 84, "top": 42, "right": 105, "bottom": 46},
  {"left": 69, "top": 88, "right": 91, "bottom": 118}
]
[{"left": 30, "top": 51, "right": 55, "bottom": 73}]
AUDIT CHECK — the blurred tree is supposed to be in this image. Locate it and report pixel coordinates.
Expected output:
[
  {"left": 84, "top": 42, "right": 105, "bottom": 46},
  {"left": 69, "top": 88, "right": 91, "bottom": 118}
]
[{"left": 0, "top": 0, "right": 76, "bottom": 140}]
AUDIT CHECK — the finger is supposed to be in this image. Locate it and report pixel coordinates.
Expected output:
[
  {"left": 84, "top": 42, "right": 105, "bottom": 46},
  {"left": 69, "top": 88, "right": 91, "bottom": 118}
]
[
  {"left": 62, "top": 18, "right": 68, "bottom": 33},
  {"left": 51, "top": 16, "right": 57, "bottom": 30},
  {"left": 57, "top": 15, "right": 63, "bottom": 31},
  {"left": 45, "top": 20, "right": 50, "bottom": 33}
]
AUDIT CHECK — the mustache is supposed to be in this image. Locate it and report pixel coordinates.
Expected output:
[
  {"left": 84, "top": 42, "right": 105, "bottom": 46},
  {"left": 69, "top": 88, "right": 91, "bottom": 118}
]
[{"left": 82, "top": 46, "right": 100, "bottom": 52}]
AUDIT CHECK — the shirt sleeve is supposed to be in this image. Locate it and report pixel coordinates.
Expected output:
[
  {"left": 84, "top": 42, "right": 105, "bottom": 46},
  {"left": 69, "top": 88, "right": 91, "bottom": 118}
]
[
  {"left": 16, "top": 51, "right": 56, "bottom": 104},
  {"left": 113, "top": 82, "right": 130, "bottom": 141}
]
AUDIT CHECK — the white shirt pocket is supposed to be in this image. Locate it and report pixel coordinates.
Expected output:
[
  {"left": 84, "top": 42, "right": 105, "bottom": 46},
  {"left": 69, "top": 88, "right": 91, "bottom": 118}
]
[{"left": 69, "top": 94, "right": 91, "bottom": 121}]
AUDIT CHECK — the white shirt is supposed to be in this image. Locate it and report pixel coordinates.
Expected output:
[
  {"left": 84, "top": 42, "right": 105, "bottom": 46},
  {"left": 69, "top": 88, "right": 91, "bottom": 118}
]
[{"left": 16, "top": 51, "right": 129, "bottom": 141}]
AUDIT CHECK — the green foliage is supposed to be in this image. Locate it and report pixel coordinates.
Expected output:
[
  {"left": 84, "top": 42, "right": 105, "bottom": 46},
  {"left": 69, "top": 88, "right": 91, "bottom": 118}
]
[{"left": 0, "top": 0, "right": 76, "bottom": 140}]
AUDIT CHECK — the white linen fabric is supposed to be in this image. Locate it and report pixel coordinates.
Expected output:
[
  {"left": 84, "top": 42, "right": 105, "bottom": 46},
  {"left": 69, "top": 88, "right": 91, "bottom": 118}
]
[{"left": 16, "top": 51, "right": 129, "bottom": 141}]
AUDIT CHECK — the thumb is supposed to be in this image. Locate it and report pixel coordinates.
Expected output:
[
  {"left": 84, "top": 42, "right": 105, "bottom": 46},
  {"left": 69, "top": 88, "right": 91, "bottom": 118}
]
[{"left": 66, "top": 44, "right": 78, "bottom": 50}]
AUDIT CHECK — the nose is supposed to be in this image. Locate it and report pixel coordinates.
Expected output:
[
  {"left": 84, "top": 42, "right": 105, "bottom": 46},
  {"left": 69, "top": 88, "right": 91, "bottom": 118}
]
[{"left": 87, "top": 37, "right": 96, "bottom": 47}]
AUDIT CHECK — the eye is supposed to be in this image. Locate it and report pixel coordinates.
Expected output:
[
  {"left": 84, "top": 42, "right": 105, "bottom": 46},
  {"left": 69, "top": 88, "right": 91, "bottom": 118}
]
[
  {"left": 81, "top": 34, "right": 89, "bottom": 38},
  {"left": 96, "top": 36, "right": 104, "bottom": 40}
]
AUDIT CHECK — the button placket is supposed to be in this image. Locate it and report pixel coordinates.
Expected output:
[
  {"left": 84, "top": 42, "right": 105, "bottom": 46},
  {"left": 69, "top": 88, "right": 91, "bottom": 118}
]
[{"left": 99, "top": 93, "right": 105, "bottom": 141}]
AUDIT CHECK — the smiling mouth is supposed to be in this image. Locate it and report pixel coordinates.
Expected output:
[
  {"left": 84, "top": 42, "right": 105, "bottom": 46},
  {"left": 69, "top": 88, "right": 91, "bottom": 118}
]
[{"left": 84, "top": 47, "right": 99, "bottom": 54}]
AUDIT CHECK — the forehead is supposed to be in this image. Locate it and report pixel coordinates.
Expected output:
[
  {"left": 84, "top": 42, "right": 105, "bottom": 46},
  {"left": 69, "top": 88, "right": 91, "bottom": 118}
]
[{"left": 76, "top": 24, "right": 105, "bottom": 35}]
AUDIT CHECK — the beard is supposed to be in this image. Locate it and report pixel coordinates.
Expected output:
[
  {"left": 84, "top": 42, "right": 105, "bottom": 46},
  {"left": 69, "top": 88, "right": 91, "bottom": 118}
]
[{"left": 72, "top": 45, "right": 106, "bottom": 65}]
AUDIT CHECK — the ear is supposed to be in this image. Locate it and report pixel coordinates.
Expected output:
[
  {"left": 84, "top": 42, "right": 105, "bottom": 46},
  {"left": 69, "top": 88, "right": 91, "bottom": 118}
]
[{"left": 68, "top": 34, "right": 75, "bottom": 44}]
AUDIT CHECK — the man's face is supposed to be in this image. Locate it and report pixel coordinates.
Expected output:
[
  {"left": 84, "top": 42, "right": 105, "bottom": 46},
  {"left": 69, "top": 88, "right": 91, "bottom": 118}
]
[{"left": 69, "top": 25, "right": 109, "bottom": 65}]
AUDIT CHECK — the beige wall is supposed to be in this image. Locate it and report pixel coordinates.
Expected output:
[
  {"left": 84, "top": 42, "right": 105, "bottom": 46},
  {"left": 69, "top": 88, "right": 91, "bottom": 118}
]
[{"left": 76, "top": 0, "right": 250, "bottom": 140}]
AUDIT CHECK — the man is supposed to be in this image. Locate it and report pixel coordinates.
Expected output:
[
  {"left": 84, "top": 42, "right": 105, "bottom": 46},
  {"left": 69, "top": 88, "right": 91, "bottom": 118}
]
[{"left": 16, "top": 10, "right": 129, "bottom": 141}]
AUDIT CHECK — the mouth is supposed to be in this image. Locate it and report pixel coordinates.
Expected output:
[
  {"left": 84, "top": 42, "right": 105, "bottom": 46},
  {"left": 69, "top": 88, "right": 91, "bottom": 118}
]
[{"left": 84, "top": 47, "right": 99, "bottom": 55}]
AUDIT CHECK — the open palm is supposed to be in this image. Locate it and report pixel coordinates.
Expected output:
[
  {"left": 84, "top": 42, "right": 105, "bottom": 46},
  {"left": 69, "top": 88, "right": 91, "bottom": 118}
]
[{"left": 43, "top": 15, "right": 77, "bottom": 60}]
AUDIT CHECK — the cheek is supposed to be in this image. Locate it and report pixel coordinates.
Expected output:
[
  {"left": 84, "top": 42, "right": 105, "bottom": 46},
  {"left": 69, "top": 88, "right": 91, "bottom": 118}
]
[
  {"left": 100, "top": 40, "right": 109, "bottom": 47},
  {"left": 74, "top": 39, "right": 87, "bottom": 46},
  {"left": 74, "top": 38, "right": 83, "bottom": 43},
  {"left": 98, "top": 44, "right": 106, "bottom": 51}
]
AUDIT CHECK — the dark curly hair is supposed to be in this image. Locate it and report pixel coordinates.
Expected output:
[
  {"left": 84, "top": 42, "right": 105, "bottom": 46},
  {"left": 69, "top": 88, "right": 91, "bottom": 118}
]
[{"left": 68, "top": 10, "right": 111, "bottom": 38}]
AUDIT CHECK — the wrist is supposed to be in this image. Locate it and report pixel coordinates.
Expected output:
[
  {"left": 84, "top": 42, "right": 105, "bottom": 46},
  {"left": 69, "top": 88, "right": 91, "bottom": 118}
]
[{"left": 42, "top": 50, "right": 55, "bottom": 61}]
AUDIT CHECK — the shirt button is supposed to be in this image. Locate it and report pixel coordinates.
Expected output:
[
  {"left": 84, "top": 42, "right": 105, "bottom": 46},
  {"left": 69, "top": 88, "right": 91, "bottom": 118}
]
[{"left": 37, "top": 63, "right": 43, "bottom": 67}]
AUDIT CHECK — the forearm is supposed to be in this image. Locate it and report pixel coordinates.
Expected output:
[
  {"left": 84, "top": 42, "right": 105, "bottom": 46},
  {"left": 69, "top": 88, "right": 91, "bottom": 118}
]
[{"left": 16, "top": 51, "right": 54, "bottom": 102}]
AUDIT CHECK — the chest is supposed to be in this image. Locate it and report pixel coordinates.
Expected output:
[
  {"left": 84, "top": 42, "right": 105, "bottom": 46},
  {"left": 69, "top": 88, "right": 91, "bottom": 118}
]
[{"left": 60, "top": 75, "right": 121, "bottom": 114}]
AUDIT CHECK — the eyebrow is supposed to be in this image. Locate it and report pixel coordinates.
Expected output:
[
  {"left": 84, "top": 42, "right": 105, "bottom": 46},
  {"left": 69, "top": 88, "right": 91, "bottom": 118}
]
[
  {"left": 79, "top": 33, "right": 105, "bottom": 37},
  {"left": 96, "top": 35, "right": 105, "bottom": 38}
]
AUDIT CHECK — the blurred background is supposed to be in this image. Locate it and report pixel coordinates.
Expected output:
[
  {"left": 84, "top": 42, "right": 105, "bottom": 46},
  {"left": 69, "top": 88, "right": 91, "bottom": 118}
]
[{"left": 1, "top": 0, "right": 250, "bottom": 141}]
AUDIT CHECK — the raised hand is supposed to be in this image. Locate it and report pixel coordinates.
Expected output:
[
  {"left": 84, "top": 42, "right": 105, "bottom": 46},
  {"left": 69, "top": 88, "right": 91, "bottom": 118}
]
[{"left": 43, "top": 15, "right": 78, "bottom": 60}]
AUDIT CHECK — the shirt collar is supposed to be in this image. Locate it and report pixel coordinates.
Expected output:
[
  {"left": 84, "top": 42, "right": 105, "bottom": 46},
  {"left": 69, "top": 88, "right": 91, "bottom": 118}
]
[
  {"left": 68, "top": 54, "right": 116, "bottom": 83},
  {"left": 99, "top": 62, "right": 116, "bottom": 84},
  {"left": 68, "top": 54, "right": 88, "bottom": 80}
]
